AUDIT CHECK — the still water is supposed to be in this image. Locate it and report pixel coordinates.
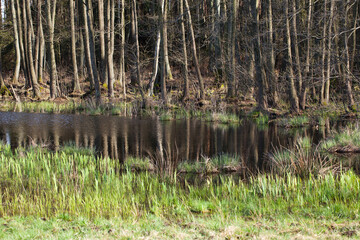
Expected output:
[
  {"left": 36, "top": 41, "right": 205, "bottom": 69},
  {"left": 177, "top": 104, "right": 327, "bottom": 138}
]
[{"left": 0, "top": 111, "right": 355, "bottom": 172}]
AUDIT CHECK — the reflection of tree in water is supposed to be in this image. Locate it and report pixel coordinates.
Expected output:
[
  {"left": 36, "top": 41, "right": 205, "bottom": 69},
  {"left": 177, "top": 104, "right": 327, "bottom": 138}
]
[{"left": 1, "top": 112, "right": 357, "bottom": 173}]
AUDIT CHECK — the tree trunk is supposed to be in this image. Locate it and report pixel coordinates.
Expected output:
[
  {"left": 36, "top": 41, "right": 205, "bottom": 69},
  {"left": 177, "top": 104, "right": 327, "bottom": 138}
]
[
  {"left": 180, "top": 0, "right": 189, "bottom": 100},
  {"left": 268, "top": 0, "right": 278, "bottom": 107},
  {"left": 10, "top": 0, "right": 20, "bottom": 85},
  {"left": 300, "top": 0, "right": 313, "bottom": 109},
  {"left": 148, "top": 0, "right": 164, "bottom": 96},
  {"left": 285, "top": 0, "right": 299, "bottom": 112},
  {"left": 85, "top": 0, "right": 101, "bottom": 101},
  {"left": 132, "top": 0, "right": 141, "bottom": 88},
  {"left": 26, "top": 0, "right": 40, "bottom": 97},
  {"left": 45, "top": 0, "right": 59, "bottom": 98},
  {"left": 320, "top": 0, "right": 328, "bottom": 104},
  {"left": 343, "top": 0, "right": 355, "bottom": 107},
  {"left": 98, "top": 0, "right": 107, "bottom": 84},
  {"left": 184, "top": 0, "right": 205, "bottom": 99},
  {"left": 80, "top": 0, "right": 94, "bottom": 89},
  {"left": 324, "top": 0, "right": 334, "bottom": 104},
  {"left": 160, "top": 0, "right": 167, "bottom": 102},
  {"left": 70, "top": 0, "right": 81, "bottom": 92},
  {"left": 107, "top": 0, "right": 115, "bottom": 98},
  {"left": 119, "top": 0, "right": 126, "bottom": 97},
  {"left": 251, "top": 0, "right": 267, "bottom": 111},
  {"left": 292, "top": 0, "right": 303, "bottom": 102},
  {"left": 37, "top": 0, "right": 45, "bottom": 84},
  {"left": 227, "top": 0, "right": 236, "bottom": 98}
]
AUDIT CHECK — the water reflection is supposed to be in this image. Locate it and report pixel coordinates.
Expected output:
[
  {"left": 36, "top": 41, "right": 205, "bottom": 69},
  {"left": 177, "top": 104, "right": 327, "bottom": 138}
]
[{"left": 0, "top": 111, "right": 355, "bottom": 172}]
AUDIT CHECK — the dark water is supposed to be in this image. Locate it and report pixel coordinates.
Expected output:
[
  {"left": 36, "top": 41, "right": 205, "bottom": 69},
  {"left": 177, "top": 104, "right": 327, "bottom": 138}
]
[{"left": 0, "top": 111, "right": 356, "bottom": 172}]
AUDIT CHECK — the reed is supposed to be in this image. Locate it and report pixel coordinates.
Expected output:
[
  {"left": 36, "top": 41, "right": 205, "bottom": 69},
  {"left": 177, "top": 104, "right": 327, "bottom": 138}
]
[{"left": 0, "top": 142, "right": 359, "bottom": 222}]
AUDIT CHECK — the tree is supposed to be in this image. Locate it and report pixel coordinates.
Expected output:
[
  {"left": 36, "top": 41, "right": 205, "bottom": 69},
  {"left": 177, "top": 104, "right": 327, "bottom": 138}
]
[{"left": 70, "top": 0, "right": 81, "bottom": 92}]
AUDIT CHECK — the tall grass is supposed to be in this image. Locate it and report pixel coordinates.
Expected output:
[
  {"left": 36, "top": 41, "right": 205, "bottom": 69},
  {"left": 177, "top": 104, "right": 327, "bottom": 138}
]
[
  {"left": 268, "top": 137, "right": 341, "bottom": 177},
  {"left": 0, "top": 142, "right": 359, "bottom": 220}
]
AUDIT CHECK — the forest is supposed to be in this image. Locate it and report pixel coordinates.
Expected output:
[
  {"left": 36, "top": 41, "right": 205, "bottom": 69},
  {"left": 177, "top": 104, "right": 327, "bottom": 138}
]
[{"left": 0, "top": 0, "right": 358, "bottom": 113}]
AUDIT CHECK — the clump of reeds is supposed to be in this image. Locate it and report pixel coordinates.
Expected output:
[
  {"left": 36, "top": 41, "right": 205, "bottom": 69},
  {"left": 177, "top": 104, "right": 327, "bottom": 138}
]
[{"left": 268, "top": 137, "right": 341, "bottom": 177}]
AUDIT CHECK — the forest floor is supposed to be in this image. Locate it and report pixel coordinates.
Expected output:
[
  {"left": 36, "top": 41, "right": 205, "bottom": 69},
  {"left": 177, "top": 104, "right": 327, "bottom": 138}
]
[{"left": 1, "top": 216, "right": 359, "bottom": 239}]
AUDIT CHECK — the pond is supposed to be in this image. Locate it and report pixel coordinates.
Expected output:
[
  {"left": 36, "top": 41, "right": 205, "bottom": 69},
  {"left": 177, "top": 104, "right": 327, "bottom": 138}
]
[{"left": 0, "top": 111, "right": 357, "bottom": 173}]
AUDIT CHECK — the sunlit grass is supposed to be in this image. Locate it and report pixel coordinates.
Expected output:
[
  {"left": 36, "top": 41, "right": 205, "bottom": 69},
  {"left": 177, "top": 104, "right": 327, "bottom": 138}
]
[
  {"left": 278, "top": 116, "right": 310, "bottom": 128},
  {"left": 321, "top": 124, "right": 360, "bottom": 152},
  {"left": 0, "top": 142, "right": 359, "bottom": 222}
]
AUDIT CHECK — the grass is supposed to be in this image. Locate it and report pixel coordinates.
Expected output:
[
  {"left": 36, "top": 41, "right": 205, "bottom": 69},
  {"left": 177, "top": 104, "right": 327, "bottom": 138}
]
[
  {"left": 268, "top": 137, "right": 340, "bottom": 177},
  {"left": 177, "top": 154, "right": 243, "bottom": 173},
  {"left": 2, "top": 142, "right": 360, "bottom": 238},
  {"left": 278, "top": 115, "right": 310, "bottom": 128},
  {"left": 0, "top": 142, "right": 359, "bottom": 219},
  {"left": 1, "top": 215, "right": 359, "bottom": 239},
  {"left": 321, "top": 124, "right": 360, "bottom": 152}
]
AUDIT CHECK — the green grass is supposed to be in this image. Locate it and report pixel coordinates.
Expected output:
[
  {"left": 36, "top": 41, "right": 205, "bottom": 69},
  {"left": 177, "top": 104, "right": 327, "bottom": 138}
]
[
  {"left": 0, "top": 142, "right": 359, "bottom": 221},
  {"left": 1, "top": 215, "right": 359, "bottom": 239},
  {"left": 177, "top": 154, "right": 243, "bottom": 173},
  {"left": 268, "top": 137, "right": 340, "bottom": 177},
  {"left": 278, "top": 116, "right": 310, "bottom": 128}
]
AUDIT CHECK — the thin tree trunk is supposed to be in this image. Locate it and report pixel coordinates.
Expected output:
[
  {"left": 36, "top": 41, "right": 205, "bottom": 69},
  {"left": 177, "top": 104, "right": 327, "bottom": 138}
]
[
  {"left": 292, "top": 0, "right": 303, "bottom": 101},
  {"left": 227, "top": 0, "right": 236, "bottom": 98},
  {"left": 70, "top": 0, "right": 81, "bottom": 92},
  {"left": 132, "top": 0, "right": 141, "bottom": 88},
  {"left": 251, "top": 0, "right": 267, "bottom": 111},
  {"left": 320, "top": 0, "right": 328, "bottom": 104},
  {"left": 37, "top": 0, "right": 45, "bottom": 84},
  {"left": 107, "top": 0, "right": 115, "bottom": 98},
  {"left": 324, "top": 0, "right": 334, "bottom": 104},
  {"left": 80, "top": 0, "right": 94, "bottom": 89},
  {"left": 300, "top": 0, "right": 313, "bottom": 109},
  {"left": 17, "top": 0, "right": 30, "bottom": 88},
  {"left": 10, "top": 0, "right": 20, "bottom": 85},
  {"left": 148, "top": 0, "right": 164, "bottom": 96},
  {"left": 285, "top": 0, "right": 299, "bottom": 112},
  {"left": 26, "top": 0, "right": 40, "bottom": 97},
  {"left": 119, "top": 0, "right": 126, "bottom": 97},
  {"left": 85, "top": 0, "right": 101, "bottom": 101},
  {"left": 180, "top": 0, "right": 189, "bottom": 100},
  {"left": 184, "top": 0, "right": 205, "bottom": 99},
  {"left": 45, "top": 0, "right": 59, "bottom": 98},
  {"left": 98, "top": 0, "right": 107, "bottom": 84},
  {"left": 268, "top": 0, "right": 278, "bottom": 107},
  {"left": 160, "top": 0, "right": 167, "bottom": 102},
  {"left": 343, "top": 0, "right": 355, "bottom": 107}
]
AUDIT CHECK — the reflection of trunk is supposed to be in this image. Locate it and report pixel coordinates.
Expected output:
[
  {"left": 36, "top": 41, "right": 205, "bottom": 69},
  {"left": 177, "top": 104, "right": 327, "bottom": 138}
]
[
  {"left": 184, "top": 0, "right": 205, "bottom": 99},
  {"left": 103, "top": 134, "right": 108, "bottom": 158},
  {"left": 70, "top": 0, "right": 81, "bottom": 92},
  {"left": 10, "top": 0, "right": 20, "bottom": 85},
  {"left": 186, "top": 119, "right": 190, "bottom": 160},
  {"left": 285, "top": 0, "right": 299, "bottom": 113},
  {"left": 155, "top": 120, "right": 164, "bottom": 170}
]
